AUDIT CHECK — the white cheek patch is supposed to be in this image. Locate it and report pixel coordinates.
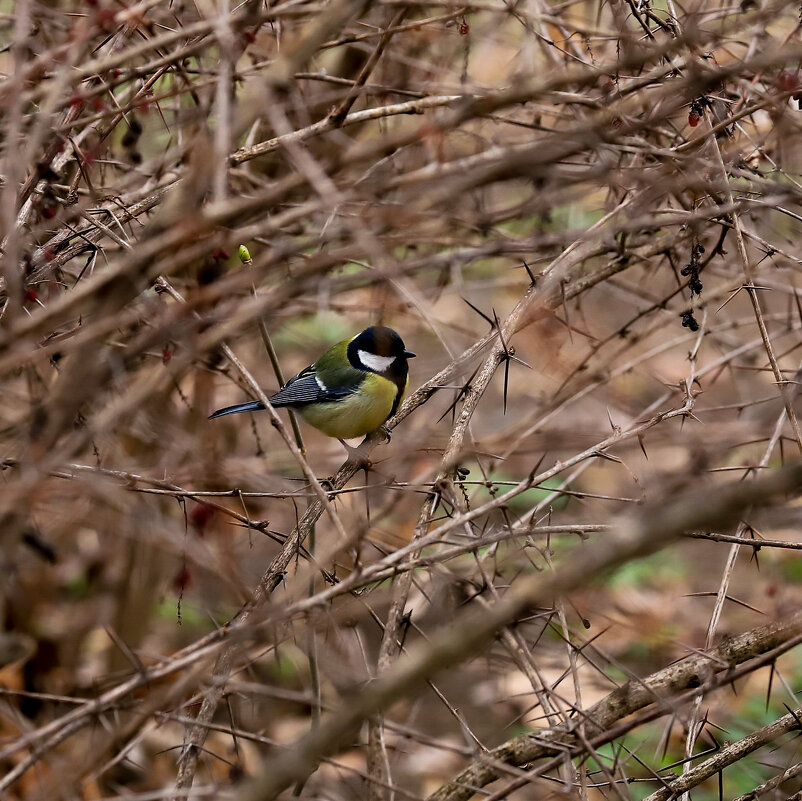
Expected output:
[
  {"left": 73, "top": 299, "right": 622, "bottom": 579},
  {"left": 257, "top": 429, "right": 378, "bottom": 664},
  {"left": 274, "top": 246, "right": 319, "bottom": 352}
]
[{"left": 358, "top": 350, "right": 396, "bottom": 372}]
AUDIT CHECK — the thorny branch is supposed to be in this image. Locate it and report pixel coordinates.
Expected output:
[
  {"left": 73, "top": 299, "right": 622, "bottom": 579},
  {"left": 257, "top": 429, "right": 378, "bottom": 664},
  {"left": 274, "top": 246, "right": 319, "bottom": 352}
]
[{"left": 2, "top": 1, "right": 802, "bottom": 800}]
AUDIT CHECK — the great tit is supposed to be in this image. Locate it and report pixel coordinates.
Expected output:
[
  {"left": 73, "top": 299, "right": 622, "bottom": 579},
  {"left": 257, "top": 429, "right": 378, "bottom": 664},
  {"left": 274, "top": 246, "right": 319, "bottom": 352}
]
[{"left": 210, "top": 326, "right": 415, "bottom": 440}]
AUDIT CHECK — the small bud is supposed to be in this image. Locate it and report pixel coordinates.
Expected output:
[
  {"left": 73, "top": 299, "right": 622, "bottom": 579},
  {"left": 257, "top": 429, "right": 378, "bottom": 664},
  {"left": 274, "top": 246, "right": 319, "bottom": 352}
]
[{"left": 238, "top": 244, "right": 252, "bottom": 264}]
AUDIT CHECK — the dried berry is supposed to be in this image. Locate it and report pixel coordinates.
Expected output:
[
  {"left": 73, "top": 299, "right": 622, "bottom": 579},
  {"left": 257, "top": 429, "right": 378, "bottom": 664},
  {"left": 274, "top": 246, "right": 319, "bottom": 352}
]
[
  {"left": 688, "top": 97, "right": 709, "bottom": 127},
  {"left": 775, "top": 70, "right": 800, "bottom": 93},
  {"left": 189, "top": 502, "right": 216, "bottom": 535},
  {"left": 680, "top": 311, "right": 700, "bottom": 332},
  {"left": 96, "top": 7, "right": 116, "bottom": 32},
  {"left": 172, "top": 565, "right": 193, "bottom": 591}
]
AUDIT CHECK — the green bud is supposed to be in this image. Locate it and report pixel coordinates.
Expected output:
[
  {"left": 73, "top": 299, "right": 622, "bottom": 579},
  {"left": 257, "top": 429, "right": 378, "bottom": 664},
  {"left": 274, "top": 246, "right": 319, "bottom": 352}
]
[{"left": 238, "top": 244, "right": 252, "bottom": 264}]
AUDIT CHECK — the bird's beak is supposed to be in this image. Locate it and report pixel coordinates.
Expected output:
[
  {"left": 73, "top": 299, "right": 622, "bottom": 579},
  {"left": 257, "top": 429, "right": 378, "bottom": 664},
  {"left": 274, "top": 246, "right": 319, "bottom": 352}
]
[{"left": 404, "top": 350, "right": 416, "bottom": 358}]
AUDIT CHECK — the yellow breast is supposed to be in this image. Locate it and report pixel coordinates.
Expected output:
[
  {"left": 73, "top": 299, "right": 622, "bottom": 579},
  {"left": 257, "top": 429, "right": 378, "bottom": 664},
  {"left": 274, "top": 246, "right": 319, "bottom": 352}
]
[{"left": 299, "top": 374, "right": 402, "bottom": 439}]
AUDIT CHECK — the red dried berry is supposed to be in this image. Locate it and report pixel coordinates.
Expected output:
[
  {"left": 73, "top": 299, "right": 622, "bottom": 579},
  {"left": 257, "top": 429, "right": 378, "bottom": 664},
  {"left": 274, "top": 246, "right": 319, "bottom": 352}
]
[
  {"left": 189, "top": 502, "right": 216, "bottom": 535},
  {"left": 688, "top": 110, "right": 701, "bottom": 127},
  {"left": 776, "top": 70, "right": 800, "bottom": 93},
  {"left": 459, "top": 21, "right": 469, "bottom": 35},
  {"left": 212, "top": 248, "right": 230, "bottom": 261},
  {"left": 172, "top": 565, "right": 193, "bottom": 591},
  {"left": 25, "top": 289, "right": 38, "bottom": 302},
  {"left": 162, "top": 346, "right": 172, "bottom": 364},
  {"left": 96, "top": 8, "right": 116, "bottom": 32}
]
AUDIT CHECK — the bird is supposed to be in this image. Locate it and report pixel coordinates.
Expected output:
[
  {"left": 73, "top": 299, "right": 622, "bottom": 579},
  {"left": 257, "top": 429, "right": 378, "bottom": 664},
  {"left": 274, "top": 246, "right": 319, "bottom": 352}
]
[{"left": 210, "top": 326, "right": 415, "bottom": 441}]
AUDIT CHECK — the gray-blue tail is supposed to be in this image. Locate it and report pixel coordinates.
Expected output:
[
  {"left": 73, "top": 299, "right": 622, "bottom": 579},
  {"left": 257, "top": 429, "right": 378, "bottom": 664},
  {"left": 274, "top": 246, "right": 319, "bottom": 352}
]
[{"left": 209, "top": 400, "right": 266, "bottom": 419}]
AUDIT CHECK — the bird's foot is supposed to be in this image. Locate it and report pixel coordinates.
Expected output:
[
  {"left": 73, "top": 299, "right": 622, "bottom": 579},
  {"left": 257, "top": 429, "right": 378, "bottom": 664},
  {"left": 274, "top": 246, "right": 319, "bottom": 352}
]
[{"left": 378, "top": 425, "right": 392, "bottom": 443}]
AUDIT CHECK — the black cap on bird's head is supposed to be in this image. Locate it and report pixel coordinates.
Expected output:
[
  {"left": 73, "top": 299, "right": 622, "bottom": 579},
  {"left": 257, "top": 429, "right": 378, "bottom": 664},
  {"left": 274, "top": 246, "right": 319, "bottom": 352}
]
[{"left": 347, "top": 326, "right": 415, "bottom": 374}]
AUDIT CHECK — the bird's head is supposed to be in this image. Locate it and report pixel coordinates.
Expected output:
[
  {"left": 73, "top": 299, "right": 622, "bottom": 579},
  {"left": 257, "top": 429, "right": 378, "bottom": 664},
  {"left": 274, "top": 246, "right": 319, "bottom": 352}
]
[{"left": 347, "top": 326, "right": 416, "bottom": 374}]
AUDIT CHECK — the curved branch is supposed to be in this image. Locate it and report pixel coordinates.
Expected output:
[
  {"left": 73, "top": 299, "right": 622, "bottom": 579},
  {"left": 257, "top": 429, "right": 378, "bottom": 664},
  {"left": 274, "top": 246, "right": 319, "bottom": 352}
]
[{"left": 236, "top": 460, "right": 802, "bottom": 800}]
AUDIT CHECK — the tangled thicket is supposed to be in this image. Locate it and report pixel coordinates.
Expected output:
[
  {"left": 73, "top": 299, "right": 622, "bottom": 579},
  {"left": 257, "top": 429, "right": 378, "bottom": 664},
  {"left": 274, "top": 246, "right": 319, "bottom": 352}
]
[{"left": 2, "top": 1, "right": 802, "bottom": 799}]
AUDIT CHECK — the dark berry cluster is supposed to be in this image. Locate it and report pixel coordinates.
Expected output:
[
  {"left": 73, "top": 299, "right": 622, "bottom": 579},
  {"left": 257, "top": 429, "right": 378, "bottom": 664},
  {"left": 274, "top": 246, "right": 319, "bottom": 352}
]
[
  {"left": 679, "top": 243, "right": 705, "bottom": 332},
  {"left": 680, "top": 244, "right": 705, "bottom": 296}
]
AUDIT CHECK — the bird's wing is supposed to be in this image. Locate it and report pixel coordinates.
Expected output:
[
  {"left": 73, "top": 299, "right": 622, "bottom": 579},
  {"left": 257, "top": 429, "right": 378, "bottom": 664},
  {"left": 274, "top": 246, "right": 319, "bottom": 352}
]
[{"left": 268, "top": 365, "right": 356, "bottom": 407}]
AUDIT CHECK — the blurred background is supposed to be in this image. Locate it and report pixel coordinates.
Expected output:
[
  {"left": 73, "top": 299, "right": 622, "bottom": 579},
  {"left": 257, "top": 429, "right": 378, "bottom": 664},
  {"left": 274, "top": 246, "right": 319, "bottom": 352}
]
[{"left": 1, "top": 0, "right": 802, "bottom": 799}]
